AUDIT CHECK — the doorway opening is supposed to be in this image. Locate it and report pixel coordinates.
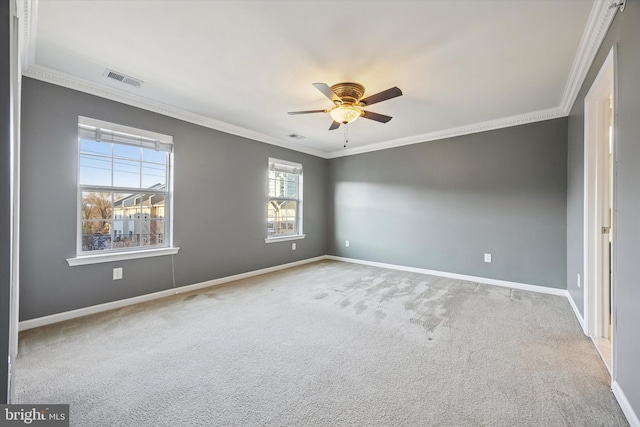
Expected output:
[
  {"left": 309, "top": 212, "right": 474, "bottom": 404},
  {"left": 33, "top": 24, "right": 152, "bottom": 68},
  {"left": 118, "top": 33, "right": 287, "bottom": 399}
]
[{"left": 584, "top": 46, "right": 616, "bottom": 376}]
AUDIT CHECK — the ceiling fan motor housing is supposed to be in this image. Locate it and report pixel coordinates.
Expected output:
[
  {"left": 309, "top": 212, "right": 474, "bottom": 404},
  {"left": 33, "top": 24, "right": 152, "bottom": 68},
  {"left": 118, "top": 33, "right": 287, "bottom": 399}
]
[{"left": 330, "top": 82, "right": 365, "bottom": 106}]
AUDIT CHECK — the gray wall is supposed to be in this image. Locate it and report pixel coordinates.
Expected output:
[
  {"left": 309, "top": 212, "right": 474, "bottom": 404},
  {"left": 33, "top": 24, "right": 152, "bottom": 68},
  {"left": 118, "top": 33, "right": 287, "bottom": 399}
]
[
  {"left": 1, "top": 0, "right": 11, "bottom": 404},
  {"left": 20, "top": 78, "right": 327, "bottom": 320},
  {"left": 567, "top": 0, "right": 640, "bottom": 416},
  {"left": 328, "top": 119, "right": 568, "bottom": 288}
]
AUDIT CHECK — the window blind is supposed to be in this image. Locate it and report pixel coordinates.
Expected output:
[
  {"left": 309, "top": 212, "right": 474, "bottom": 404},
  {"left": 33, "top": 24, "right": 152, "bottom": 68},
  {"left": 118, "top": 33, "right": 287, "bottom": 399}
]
[
  {"left": 269, "top": 158, "right": 302, "bottom": 175},
  {"left": 78, "top": 124, "right": 173, "bottom": 153}
]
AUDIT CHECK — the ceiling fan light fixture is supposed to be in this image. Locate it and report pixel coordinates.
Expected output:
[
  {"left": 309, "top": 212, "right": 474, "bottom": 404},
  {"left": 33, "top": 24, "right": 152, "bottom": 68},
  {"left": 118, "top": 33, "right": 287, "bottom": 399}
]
[{"left": 329, "top": 105, "right": 363, "bottom": 124}]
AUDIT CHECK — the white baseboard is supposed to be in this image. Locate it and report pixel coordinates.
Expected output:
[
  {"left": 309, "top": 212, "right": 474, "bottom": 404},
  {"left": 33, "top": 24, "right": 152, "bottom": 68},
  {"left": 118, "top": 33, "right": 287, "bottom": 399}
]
[
  {"left": 18, "top": 254, "right": 572, "bottom": 330},
  {"left": 326, "top": 255, "right": 568, "bottom": 296},
  {"left": 21, "top": 253, "right": 638, "bottom": 426},
  {"left": 18, "top": 255, "right": 327, "bottom": 331},
  {"left": 613, "top": 381, "right": 640, "bottom": 427},
  {"left": 566, "top": 291, "right": 587, "bottom": 334}
]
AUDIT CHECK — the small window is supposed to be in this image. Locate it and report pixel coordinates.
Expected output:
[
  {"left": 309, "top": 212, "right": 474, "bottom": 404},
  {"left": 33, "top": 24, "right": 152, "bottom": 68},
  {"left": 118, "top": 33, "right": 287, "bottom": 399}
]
[
  {"left": 76, "top": 117, "right": 174, "bottom": 255},
  {"left": 267, "top": 158, "right": 303, "bottom": 241}
]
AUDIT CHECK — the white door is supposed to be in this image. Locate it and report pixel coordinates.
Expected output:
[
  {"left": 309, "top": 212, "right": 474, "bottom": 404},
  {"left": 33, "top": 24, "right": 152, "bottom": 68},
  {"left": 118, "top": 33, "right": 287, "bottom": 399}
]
[{"left": 584, "top": 46, "right": 616, "bottom": 376}]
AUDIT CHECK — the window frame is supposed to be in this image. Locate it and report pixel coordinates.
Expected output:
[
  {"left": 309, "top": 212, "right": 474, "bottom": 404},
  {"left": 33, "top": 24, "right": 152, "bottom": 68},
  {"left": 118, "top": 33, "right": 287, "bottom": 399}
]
[
  {"left": 265, "top": 158, "right": 305, "bottom": 243},
  {"left": 67, "top": 117, "right": 179, "bottom": 266}
]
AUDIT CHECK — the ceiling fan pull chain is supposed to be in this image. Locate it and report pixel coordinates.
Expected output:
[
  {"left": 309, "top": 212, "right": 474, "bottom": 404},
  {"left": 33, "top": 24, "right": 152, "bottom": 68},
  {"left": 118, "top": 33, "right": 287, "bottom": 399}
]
[{"left": 344, "top": 124, "right": 349, "bottom": 148}]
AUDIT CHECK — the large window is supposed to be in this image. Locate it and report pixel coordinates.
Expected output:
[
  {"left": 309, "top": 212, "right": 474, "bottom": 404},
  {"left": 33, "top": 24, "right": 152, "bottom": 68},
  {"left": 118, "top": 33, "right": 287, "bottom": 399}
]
[
  {"left": 267, "top": 158, "right": 304, "bottom": 241},
  {"left": 76, "top": 117, "right": 174, "bottom": 256}
]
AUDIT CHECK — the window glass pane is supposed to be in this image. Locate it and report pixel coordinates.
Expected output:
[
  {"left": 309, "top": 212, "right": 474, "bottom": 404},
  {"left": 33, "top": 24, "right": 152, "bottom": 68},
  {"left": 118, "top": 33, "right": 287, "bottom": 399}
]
[
  {"left": 285, "top": 176, "right": 297, "bottom": 198},
  {"left": 268, "top": 200, "right": 297, "bottom": 236},
  {"left": 113, "top": 192, "right": 138, "bottom": 249},
  {"left": 140, "top": 220, "right": 152, "bottom": 246},
  {"left": 112, "top": 230, "right": 140, "bottom": 249},
  {"left": 82, "top": 192, "right": 112, "bottom": 220},
  {"left": 113, "top": 144, "right": 140, "bottom": 161},
  {"left": 113, "top": 159, "right": 141, "bottom": 188},
  {"left": 140, "top": 194, "right": 152, "bottom": 219},
  {"left": 150, "top": 219, "right": 165, "bottom": 245},
  {"left": 80, "top": 154, "right": 112, "bottom": 186},
  {"left": 80, "top": 138, "right": 111, "bottom": 156},
  {"left": 82, "top": 224, "right": 112, "bottom": 252},
  {"left": 268, "top": 178, "right": 276, "bottom": 198},
  {"left": 142, "top": 148, "right": 166, "bottom": 164},
  {"left": 81, "top": 191, "right": 113, "bottom": 252},
  {"left": 270, "top": 172, "right": 297, "bottom": 199},
  {"left": 142, "top": 163, "right": 166, "bottom": 188},
  {"left": 81, "top": 193, "right": 112, "bottom": 252},
  {"left": 111, "top": 192, "right": 167, "bottom": 249},
  {"left": 148, "top": 194, "right": 166, "bottom": 218}
]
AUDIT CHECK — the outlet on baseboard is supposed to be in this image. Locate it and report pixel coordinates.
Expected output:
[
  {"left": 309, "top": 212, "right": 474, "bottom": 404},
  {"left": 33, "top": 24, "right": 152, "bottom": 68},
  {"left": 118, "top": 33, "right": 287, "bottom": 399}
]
[
  {"left": 292, "top": 242, "right": 296, "bottom": 251},
  {"left": 484, "top": 253, "right": 492, "bottom": 263},
  {"left": 113, "top": 267, "right": 123, "bottom": 280},
  {"left": 577, "top": 273, "right": 581, "bottom": 288},
  {"left": 345, "top": 240, "right": 350, "bottom": 248}
]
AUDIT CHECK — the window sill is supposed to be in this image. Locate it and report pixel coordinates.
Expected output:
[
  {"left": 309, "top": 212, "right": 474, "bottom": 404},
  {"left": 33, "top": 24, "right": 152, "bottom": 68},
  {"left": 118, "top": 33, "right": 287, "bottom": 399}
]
[
  {"left": 264, "top": 234, "right": 306, "bottom": 244},
  {"left": 67, "top": 247, "right": 180, "bottom": 266}
]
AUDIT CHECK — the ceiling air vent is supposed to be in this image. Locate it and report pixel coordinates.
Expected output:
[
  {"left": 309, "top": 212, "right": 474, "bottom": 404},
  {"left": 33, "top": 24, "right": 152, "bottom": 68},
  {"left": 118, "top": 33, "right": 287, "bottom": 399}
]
[
  {"left": 103, "top": 69, "right": 143, "bottom": 88},
  {"left": 288, "top": 134, "right": 305, "bottom": 140}
]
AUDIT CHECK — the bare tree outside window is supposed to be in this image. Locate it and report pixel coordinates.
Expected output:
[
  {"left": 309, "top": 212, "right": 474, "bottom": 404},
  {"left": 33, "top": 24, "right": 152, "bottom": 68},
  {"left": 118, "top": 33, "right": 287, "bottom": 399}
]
[{"left": 77, "top": 117, "right": 173, "bottom": 255}]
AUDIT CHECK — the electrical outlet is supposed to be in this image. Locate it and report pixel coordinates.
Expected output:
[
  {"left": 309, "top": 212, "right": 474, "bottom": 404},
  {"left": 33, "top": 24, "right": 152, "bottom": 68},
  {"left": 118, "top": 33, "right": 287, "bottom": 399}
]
[
  {"left": 345, "top": 240, "right": 350, "bottom": 247},
  {"left": 577, "top": 273, "right": 581, "bottom": 288},
  {"left": 113, "top": 267, "right": 123, "bottom": 280},
  {"left": 292, "top": 242, "right": 296, "bottom": 251},
  {"left": 484, "top": 253, "right": 492, "bottom": 263}
]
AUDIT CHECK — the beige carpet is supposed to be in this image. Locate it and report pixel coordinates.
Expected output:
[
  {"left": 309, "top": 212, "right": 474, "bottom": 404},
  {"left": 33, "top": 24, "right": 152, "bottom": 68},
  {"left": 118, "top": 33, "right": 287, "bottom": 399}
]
[{"left": 15, "top": 260, "right": 628, "bottom": 426}]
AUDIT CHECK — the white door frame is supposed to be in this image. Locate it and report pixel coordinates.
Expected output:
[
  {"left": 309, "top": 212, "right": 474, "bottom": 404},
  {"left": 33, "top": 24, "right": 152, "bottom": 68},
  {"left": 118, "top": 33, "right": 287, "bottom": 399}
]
[
  {"left": 583, "top": 45, "right": 616, "bottom": 378},
  {"left": 8, "top": 0, "right": 21, "bottom": 403}
]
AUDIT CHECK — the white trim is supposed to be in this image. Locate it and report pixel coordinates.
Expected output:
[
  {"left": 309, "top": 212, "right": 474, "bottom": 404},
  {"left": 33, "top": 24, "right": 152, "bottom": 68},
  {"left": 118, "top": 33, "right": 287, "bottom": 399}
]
[
  {"left": 567, "top": 292, "right": 587, "bottom": 334},
  {"left": 22, "top": 61, "right": 568, "bottom": 160},
  {"left": 66, "top": 247, "right": 180, "bottom": 266},
  {"left": 326, "top": 107, "right": 565, "bottom": 159},
  {"left": 19, "top": 251, "right": 640, "bottom": 427},
  {"left": 9, "top": 0, "right": 23, "bottom": 404},
  {"left": 25, "top": 254, "right": 570, "bottom": 332},
  {"left": 17, "top": 0, "right": 616, "bottom": 160},
  {"left": 22, "top": 64, "right": 327, "bottom": 159},
  {"left": 326, "top": 255, "right": 567, "bottom": 296},
  {"left": 613, "top": 381, "right": 640, "bottom": 427},
  {"left": 583, "top": 44, "right": 615, "bottom": 360},
  {"left": 264, "top": 234, "right": 306, "bottom": 243},
  {"left": 560, "top": 0, "right": 618, "bottom": 114},
  {"left": 21, "top": 255, "right": 327, "bottom": 331}
]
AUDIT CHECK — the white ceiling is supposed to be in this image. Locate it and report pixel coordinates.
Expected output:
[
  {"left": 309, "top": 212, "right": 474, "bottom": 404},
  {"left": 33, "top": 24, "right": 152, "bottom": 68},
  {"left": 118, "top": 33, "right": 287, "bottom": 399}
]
[{"left": 21, "top": 0, "right": 609, "bottom": 158}]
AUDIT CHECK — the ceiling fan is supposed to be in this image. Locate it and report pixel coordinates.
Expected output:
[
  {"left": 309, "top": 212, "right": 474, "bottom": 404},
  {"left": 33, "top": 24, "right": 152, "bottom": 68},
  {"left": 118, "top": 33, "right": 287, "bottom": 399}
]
[{"left": 288, "top": 82, "right": 402, "bottom": 130}]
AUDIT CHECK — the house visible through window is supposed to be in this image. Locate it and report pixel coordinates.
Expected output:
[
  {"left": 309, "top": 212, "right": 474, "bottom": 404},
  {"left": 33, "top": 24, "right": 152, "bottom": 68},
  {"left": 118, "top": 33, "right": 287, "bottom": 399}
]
[
  {"left": 267, "top": 158, "right": 303, "bottom": 240},
  {"left": 77, "top": 117, "right": 174, "bottom": 255}
]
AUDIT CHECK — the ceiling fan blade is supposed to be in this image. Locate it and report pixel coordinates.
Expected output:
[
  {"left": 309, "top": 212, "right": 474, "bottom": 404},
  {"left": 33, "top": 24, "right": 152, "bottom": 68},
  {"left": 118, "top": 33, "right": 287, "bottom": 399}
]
[
  {"left": 313, "top": 83, "right": 340, "bottom": 102},
  {"left": 362, "top": 110, "right": 393, "bottom": 123},
  {"left": 329, "top": 121, "right": 341, "bottom": 131},
  {"left": 359, "top": 87, "right": 403, "bottom": 106},
  {"left": 288, "top": 109, "right": 327, "bottom": 115}
]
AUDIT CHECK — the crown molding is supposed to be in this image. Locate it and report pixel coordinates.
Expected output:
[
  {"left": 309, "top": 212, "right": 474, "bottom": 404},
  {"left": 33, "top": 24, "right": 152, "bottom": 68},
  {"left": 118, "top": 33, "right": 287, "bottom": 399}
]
[
  {"left": 326, "top": 107, "right": 566, "bottom": 159},
  {"left": 24, "top": 62, "right": 566, "bottom": 161},
  {"left": 18, "top": 0, "right": 614, "bottom": 160},
  {"left": 23, "top": 65, "right": 327, "bottom": 158},
  {"left": 560, "top": 0, "right": 617, "bottom": 114}
]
